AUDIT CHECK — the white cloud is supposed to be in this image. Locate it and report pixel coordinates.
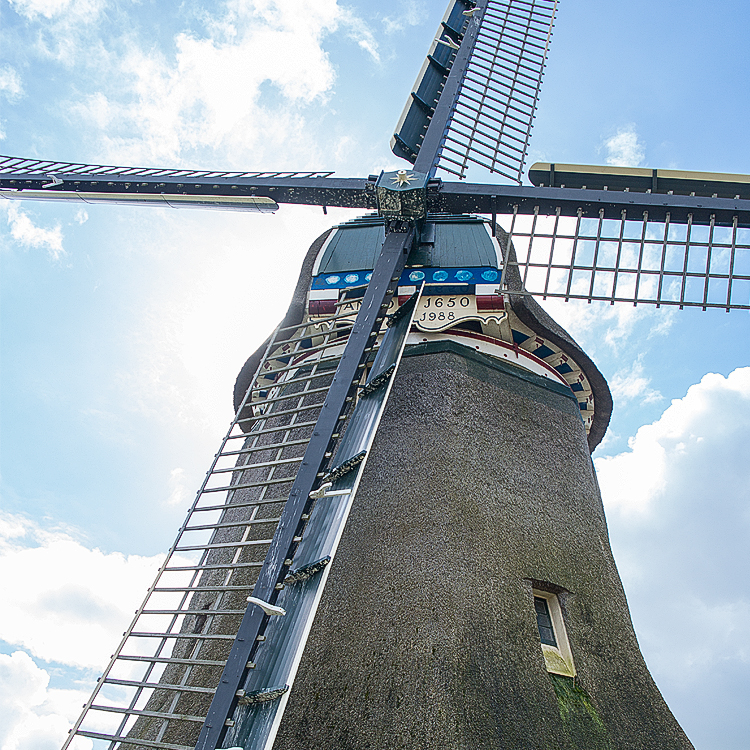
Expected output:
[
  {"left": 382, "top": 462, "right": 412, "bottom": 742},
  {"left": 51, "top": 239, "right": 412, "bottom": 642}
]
[
  {"left": 6, "top": 0, "right": 110, "bottom": 65},
  {"left": 538, "top": 296, "right": 672, "bottom": 361},
  {"left": 167, "top": 467, "right": 188, "bottom": 506},
  {"left": 0, "top": 65, "right": 24, "bottom": 102},
  {"left": 70, "top": 0, "right": 376, "bottom": 167},
  {"left": 7, "top": 0, "right": 106, "bottom": 21},
  {"left": 74, "top": 208, "right": 88, "bottom": 225},
  {"left": 0, "top": 651, "right": 92, "bottom": 750},
  {"left": 0, "top": 513, "right": 164, "bottom": 670},
  {"left": 603, "top": 123, "right": 645, "bottom": 167},
  {"left": 595, "top": 367, "right": 750, "bottom": 745},
  {"left": 111, "top": 204, "right": 355, "bottom": 439},
  {"left": 609, "top": 357, "right": 662, "bottom": 406},
  {"left": 595, "top": 367, "right": 750, "bottom": 516},
  {"left": 2, "top": 203, "right": 65, "bottom": 260},
  {"left": 382, "top": 1, "right": 427, "bottom": 34}
]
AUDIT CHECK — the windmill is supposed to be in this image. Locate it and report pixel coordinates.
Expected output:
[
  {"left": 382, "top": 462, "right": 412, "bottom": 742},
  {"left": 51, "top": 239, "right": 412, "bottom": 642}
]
[{"left": 1, "top": 0, "right": 748, "bottom": 748}]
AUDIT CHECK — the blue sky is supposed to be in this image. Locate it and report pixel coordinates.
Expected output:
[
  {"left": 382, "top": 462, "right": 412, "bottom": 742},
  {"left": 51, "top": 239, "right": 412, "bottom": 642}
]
[{"left": 0, "top": 1, "right": 748, "bottom": 748}]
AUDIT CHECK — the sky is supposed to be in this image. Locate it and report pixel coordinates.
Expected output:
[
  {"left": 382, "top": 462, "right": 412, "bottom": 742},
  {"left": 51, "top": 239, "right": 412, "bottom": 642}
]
[{"left": 0, "top": 1, "right": 748, "bottom": 748}]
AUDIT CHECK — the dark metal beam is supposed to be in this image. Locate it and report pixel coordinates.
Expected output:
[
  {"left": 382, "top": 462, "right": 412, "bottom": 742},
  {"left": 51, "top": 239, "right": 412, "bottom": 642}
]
[
  {"left": 436, "top": 182, "right": 750, "bottom": 227},
  {"left": 414, "top": 1, "right": 487, "bottom": 177},
  {"left": 0, "top": 173, "right": 375, "bottom": 210}
]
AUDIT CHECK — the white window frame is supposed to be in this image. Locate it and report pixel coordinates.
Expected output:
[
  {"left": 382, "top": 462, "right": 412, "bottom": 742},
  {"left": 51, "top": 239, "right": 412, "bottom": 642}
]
[{"left": 533, "top": 589, "right": 576, "bottom": 678}]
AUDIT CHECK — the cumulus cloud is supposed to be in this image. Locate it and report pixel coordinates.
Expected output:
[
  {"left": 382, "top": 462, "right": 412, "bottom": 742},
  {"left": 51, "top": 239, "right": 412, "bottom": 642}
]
[
  {"left": 595, "top": 367, "right": 750, "bottom": 746},
  {"left": 0, "top": 650, "right": 91, "bottom": 750},
  {"left": 70, "top": 0, "right": 377, "bottom": 167},
  {"left": 0, "top": 512, "right": 164, "bottom": 670},
  {"left": 2, "top": 203, "right": 65, "bottom": 260},
  {"left": 6, "top": 0, "right": 110, "bottom": 65},
  {"left": 603, "top": 123, "right": 645, "bottom": 167},
  {"left": 596, "top": 367, "right": 750, "bottom": 516}
]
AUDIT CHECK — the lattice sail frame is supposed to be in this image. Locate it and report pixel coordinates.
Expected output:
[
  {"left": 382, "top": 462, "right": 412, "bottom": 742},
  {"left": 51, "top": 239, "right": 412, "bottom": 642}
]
[
  {"left": 438, "top": 0, "right": 558, "bottom": 182},
  {"left": 498, "top": 206, "right": 750, "bottom": 310},
  {"left": 63, "top": 309, "right": 362, "bottom": 749},
  {"left": 0, "top": 155, "right": 333, "bottom": 180}
]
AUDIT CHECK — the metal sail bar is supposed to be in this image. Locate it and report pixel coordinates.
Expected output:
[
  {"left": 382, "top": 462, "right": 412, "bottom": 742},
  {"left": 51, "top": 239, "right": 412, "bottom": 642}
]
[
  {"left": 222, "top": 287, "right": 423, "bottom": 750},
  {"left": 0, "top": 154, "right": 365, "bottom": 213},
  {"left": 392, "top": 0, "right": 481, "bottom": 170},
  {"left": 529, "top": 162, "right": 750, "bottom": 199}
]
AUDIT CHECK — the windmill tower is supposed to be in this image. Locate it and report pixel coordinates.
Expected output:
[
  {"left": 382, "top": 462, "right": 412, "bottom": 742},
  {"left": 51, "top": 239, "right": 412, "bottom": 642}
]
[{"left": 1, "top": 0, "right": 748, "bottom": 748}]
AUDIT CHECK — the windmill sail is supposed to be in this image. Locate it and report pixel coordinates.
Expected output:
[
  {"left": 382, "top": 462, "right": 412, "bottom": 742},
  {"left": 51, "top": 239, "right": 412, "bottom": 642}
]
[
  {"left": 62, "top": 224, "right": 419, "bottom": 749},
  {"left": 3, "top": 150, "right": 749, "bottom": 311},
  {"left": 393, "top": 0, "right": 558, "bottom": 182},
  {"left": 497, "top": 201, "right": 750, "bottom": 311},
  {"left": 63, "top": 311, "right": 362, "bottom": 748}
]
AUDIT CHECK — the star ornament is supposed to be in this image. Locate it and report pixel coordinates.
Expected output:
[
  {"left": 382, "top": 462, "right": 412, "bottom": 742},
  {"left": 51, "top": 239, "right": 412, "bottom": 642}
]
[{"left": 391, "top": 170, "right": 415, "bottom": 187}]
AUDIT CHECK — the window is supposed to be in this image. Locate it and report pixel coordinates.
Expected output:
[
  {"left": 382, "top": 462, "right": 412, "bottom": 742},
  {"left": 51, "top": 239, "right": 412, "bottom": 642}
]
[
  {"left": 534, "top": 596, "right": 557, "bottom": 646},
  {"left": 532, "top": 589, "right": 575, "bottom": 678}
]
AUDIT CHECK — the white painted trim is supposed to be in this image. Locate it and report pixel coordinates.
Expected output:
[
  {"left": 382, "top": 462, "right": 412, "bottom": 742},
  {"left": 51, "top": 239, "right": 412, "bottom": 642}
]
[
  {"left": 311, "top": 228, "right": 338, "bottom": 277},
  {"left": 309, "top": 288, "right": 340, "bottom": 300},
  {"left": 406, "top": 330, "right": 571, "bottom": 387}
]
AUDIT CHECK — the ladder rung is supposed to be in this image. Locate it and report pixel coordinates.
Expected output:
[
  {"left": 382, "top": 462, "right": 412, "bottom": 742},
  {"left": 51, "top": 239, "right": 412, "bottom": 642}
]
[
  {"left": 89, "top": 703, "right": 205, "bottom": 723},
  {"left": 140, "top": 608, "right": 246, "bottom": 616},
  {"left": 163, "top": 562, "right": 262, "bottom": 573},
  {"left": 129, "top": 632, "right": 237, "bottom": 640},
  {"left": 75, "top": 730, "right": 192, "bottom": 750},
  {"left": 247, "top": 366, "right": 343, "bottom": 395},
  {"left": 235, "top": 399, "right": 328, "bottom": 425},
  {"left": 247, "top": 383, "right": 331, "bottom": 408},
  {"left": 220, "top": 436, "right": 310, "bottom": 458},
  {"left": 202, "top": 476, "right": 297, "bottom": 493},
  {"left": 263, "top": 337, "right": 348, "bottom": 368},
  {"left": 173, "top": 538, "right": 272, "bottom": 552},
  {"left": 256, "top": 351, "right": 342, "bottom": 379},
  {"left": 183, "top": 517, "right": 280, "bottom": 532},
  {"left": 152, "top": 585, "right": 253, "bottom": 593},
  {"left": 115, "top": 655, "right": 226, "bottom": 667},
  {"left": 223, "top": 419, "right": 317, "bottom": 440},
  {"left": 276, "top": 311, "right": 355, "bottom": 333},
  {"left": 103, "top": 677, "right": 215, "bottom": 694},
  {"left": 210, "top": 456, "right": 302, "bottom": 475},
  {"left": 191, "top": 497, "right": 289, "bottom": 513}
]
